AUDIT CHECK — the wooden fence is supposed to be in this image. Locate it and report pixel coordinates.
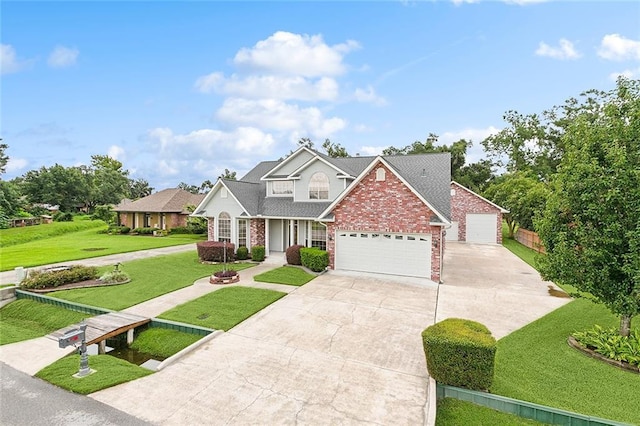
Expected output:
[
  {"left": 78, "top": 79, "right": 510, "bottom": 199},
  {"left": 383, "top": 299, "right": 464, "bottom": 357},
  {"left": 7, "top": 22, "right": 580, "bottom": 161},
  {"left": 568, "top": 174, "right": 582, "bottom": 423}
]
[{"left": 516, "top": 228, "right": 546, "bottom": 253}]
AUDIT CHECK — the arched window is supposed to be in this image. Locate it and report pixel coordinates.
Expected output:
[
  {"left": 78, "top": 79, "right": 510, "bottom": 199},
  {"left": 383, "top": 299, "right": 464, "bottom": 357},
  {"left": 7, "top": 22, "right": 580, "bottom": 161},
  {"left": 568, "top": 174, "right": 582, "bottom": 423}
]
[
  {"left": 309, "top": 172, "right": 329, "bottom": 200},
  {"left": 218, "top": 212, "right": 231, "bottom": 242},
  {"left": 376, "top": 167, "right": 386, "bottom": 181}
]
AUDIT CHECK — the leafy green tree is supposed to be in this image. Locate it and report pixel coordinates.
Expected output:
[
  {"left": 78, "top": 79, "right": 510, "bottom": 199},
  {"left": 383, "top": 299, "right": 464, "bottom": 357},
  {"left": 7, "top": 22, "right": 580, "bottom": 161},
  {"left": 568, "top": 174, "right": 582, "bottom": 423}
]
[
  {"left": 86, "top": 155, "right": 130, "bottom": 209},
  {"left": 92, "top": 204, "right": 116, "bottom": 224},
  {"left": 0, "top": 141, "right": 8, "bottom": 175},
  {"left": 22, "top": 164, "right": 89, "bottom": 212},
  {"left": 321, "top": 139, "right": 349, "bottom": 158},
  {"left": 129, "top": 178, "right": 153, "bottom": 199},
  {"left": 0, "top": 180, "right": 24, "bottom": 217},
  {"left": 177, "top": 182, "right": 199, "bottom": 194},
  {"left": 484, "top": 172, "right": 549, "bottom": 239},
  {"left": 218, "top": 169, "right": 237, "bottom": 180},
  {"left": 455, "top": 160, "right": 495, "bottom": 194},
  {"left": 536, "top": 78, "right": 640, "bottom": 337}
]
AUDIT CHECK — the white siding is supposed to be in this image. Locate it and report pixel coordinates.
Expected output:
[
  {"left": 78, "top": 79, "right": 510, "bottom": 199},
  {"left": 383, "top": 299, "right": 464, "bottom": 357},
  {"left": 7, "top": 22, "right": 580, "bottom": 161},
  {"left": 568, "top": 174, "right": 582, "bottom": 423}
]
[{"left": 294, "top": 160, "right": 344, "bottom": 202}]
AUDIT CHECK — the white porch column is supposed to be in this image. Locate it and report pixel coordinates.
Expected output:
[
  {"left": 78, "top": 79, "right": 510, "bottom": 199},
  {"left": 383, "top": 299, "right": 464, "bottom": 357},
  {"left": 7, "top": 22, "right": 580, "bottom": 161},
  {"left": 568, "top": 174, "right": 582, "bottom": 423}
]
[{"left": 265, "top": 219, "right": 270, "bottom": 256}]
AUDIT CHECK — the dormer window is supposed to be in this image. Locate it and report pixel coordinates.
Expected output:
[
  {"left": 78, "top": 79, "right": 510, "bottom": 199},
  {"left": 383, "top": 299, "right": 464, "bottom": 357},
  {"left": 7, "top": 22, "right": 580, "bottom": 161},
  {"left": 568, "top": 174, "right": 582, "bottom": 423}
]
[
  {"left": 309, "top": 172, "right": 329, "bottom": 200},
  {"left": 271, "top": 180, "right": 293, "bottom": 196},
  {"left": 376, "top": 168, "right": 386, "bottom": 181}
]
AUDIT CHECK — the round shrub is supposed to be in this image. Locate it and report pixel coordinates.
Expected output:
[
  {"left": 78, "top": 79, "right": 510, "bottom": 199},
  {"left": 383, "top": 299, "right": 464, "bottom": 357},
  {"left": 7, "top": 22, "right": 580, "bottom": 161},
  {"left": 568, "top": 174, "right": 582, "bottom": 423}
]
[
  {"left": 236, "top": 246, "right": 249, "bottom": 260},
  {"left": 286, "top": 244, "right": 305, "bottom": 265},
  {"left": 99, "top": 270, "right": 130, "bottom": 284},
  {"left": 197, "top": 241, "right": 236, "bottom": 262},
  {"left": 54, "top": 212, "right": 74, "bottom": 222},
  {"left": 251, "top": 245, "right": 265, "bottom": 262},
  {"left": 421, "top": 318, "right": 496, "bottom": 390}
]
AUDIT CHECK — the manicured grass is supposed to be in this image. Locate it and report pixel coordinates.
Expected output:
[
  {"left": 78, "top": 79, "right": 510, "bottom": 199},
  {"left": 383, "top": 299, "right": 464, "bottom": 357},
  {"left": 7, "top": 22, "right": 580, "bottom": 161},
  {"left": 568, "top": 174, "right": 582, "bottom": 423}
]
[
  {"left": 0, "top": 216, "right": 105, "bottom": 247},
  {"left": 36, "top": 354, "right": 153, "bottom": 394},
  {"left": 492, "top": 298, "right": 639, "bottom": 424},
  {"left": 0, "top": 228, "right": 206, "bottom": 272},
  {"left": 130, "top": 328, "right": 201, "bottom": 359},
  {"left": 436, "top": 398, "right": 547, "bottom": 426},
  {"left": 0, "top": 299, "right": 88, "bottom": 345},
  {"left": 253, "top": 266, "right": 315, "bottom": 286},
  {"left": 47, "top": 252, "right": 256, "bottom": 310},
  {"left": 158, "top": 286, "right": 286, "bottom": 331}
]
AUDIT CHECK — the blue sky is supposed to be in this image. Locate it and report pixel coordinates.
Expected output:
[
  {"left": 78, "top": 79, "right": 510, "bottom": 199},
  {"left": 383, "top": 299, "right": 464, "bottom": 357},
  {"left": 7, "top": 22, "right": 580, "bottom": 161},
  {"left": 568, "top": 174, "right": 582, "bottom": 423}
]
[{"left": 2, "top": 1, "right": 639, "bottom": 190}]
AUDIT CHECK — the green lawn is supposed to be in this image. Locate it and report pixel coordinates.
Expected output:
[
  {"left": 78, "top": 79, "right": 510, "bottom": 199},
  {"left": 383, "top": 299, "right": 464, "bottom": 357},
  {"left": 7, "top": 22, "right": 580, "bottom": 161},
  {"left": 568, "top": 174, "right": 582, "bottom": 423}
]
[
  {"left": 496, "top": 224, "right": 640, "bottom": 424},
  {"left": 253, "top": 266, "right": 316, "bottom": 286},
  {"left": 47, "top": 252, "right": 256, "bottom": 310},
  {"left": 0, "top": 228, "right": 206, "bottom": 272},
  {"left": 130, "top": 328, "right": 201, "bottom": 359},
  {"left": 158, "top": 286, "right": 286, "bottom": 331},
  {"left": 36, "top": 354, "right": 153, "bottom": 394},
  {"left": 0, "top": 299, "right": 89, "bottom": 345},
  {"left": 436, "top": 398, "right": 548, "bottom": 426},
  {"left": 0, "top": 217, "right": 105, "bottom": 247}
]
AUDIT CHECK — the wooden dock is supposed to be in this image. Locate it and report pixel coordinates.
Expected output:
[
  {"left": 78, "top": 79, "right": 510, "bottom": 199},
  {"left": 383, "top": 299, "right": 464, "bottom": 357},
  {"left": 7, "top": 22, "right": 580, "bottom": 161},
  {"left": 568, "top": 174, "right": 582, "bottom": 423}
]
[{"left": 49, "top": 312, "right": 151, "bottom": 347}]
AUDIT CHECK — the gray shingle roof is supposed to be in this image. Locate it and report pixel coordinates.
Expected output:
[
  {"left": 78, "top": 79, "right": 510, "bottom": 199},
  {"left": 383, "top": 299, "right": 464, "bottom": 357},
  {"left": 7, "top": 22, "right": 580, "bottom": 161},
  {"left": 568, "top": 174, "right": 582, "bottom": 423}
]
[
  {"left": 113, "top": 188, "right": 204, "bottom": 214},
  {"left": 224, "top": 150, "right": 451, "bottom": 221}
]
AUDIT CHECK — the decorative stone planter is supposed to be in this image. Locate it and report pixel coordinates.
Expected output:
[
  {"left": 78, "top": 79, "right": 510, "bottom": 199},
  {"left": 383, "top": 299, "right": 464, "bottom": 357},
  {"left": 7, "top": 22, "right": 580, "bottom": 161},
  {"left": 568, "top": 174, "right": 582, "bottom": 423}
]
[{"left": 209, "top": 273, "right": 240, "bottom": 285}]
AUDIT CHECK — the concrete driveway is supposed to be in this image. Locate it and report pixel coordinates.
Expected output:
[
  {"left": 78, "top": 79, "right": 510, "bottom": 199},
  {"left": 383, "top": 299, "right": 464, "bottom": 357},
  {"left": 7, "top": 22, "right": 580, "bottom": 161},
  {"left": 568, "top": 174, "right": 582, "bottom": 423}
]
[
  {"left": 91, "top": 273, "right": 439, "bottom": 425},
  {"left": 439, "top": 242, "right": 571, "bottom": 339}
]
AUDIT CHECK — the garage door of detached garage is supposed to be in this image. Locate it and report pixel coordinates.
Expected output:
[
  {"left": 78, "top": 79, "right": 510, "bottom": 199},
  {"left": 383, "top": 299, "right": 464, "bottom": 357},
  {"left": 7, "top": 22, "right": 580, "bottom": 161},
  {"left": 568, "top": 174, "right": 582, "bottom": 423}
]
[
  {"left": 466, "top": 213, "right": 497, "bottom": 244},
  {"left": 335, "top": 231, "right": 431, "bottom": 278}
]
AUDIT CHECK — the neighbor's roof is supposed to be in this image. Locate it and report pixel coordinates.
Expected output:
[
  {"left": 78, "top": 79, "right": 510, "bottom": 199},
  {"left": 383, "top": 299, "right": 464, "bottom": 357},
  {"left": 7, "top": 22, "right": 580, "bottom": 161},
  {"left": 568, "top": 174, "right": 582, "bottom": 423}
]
[{"left": 113, "top": 188, "right": 205, "bottom": 213}]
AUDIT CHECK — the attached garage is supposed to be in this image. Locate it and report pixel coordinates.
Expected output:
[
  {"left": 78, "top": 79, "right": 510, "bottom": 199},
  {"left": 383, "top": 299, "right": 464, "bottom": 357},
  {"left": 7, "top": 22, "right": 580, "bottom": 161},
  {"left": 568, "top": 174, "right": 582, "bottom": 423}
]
[
  {"left": 335, "top": 231, "right": 431, "bottom": 278},
  {"left": 466, "top": 213, "right": 498, "bottom": 244}
]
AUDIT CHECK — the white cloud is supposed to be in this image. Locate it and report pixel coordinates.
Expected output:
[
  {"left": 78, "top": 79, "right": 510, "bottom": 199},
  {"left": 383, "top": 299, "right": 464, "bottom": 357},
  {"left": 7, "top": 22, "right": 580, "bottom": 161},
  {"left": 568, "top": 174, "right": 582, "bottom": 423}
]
[
  {"left": 48, "top": 45, "right": 79, "bottom": 68},
  {"left": 360, "top": 146, "right": 385, "bottom": 156},
  {"left": 1, "top": 44, "right": 28, "bottom": 74},
  {"left": 353, "top": 86, "right": 387, "bottom": 106},
  {"left": 609, "top": 67, "right": 640, "bottom": 81},
  {"left": 5, "top": 157, "right": 28, "bottom": 174},
  {"left": 233, "top": 31, "right": 359, "bottom": 77},
  {"left": 598, "top": 34, "right": 640, "bottom": 61},
  {"left": 535, "top": 39, "right": 581, "bottom": 60},
  {"left": 195, "top": 72, "right": 339, "bottom": 101},
  {"left": 108, "top": 145, "right": 125, "bottom": 161},
  {"left": 216, "top": 98, "right": 346, "bottom": 138}
]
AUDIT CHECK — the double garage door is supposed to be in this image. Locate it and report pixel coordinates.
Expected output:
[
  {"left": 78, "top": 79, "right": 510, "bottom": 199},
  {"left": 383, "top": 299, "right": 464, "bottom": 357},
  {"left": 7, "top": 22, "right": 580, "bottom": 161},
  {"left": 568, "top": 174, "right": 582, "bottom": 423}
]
[{"left": 335, "top": 231, "right": 431, "bottom": 278}]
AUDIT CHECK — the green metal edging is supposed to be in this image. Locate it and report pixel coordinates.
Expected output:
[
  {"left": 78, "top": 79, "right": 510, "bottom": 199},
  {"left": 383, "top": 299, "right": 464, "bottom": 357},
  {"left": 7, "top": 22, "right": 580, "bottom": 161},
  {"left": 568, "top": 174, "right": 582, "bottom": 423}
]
[
  {"left": 436, "top": 384, "right": 631, "bottom": 426},
  {"left": 16, "top": 290, "right": 113, "bottom": 316},
  {"left": 150, "top": 318, "right": 214, "bottom": 336}
]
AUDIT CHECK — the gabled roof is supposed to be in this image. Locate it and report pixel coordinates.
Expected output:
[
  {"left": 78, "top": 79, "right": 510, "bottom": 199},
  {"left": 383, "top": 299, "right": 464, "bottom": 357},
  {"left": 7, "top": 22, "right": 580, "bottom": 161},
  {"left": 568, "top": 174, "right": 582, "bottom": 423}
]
[
  {"left": 260, "top": 146, "right": 354, "bottom": 181},
  {"left": 451, "top": 181, "right": 509, "bottom": 213},
  {"left": 113, "top": 188, "right": 204, "bottom": 214},
  {"left": 318, "top": 154, "right": 452, "bottom": 224}
]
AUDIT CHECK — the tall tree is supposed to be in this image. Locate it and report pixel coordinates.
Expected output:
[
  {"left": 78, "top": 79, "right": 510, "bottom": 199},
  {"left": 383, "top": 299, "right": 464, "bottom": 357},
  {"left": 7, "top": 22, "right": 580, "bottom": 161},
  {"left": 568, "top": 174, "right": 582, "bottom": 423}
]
[
  {"left": 218, "top": 169, "right": 237, "bottom": 180},
  {"left": 86, "top": 155, "right": 130, "bottom": 209},
  {"left": 177, "top": 182, "right": 199, "bottom": 194},
  {"left": 322, "top": 139, "right": 349, "bottom": 158},
  {"left": 0, "top": 141, "right": 8, "bottom": 175},
  {"left": 536, "top": 78, "right": 640, "bottom": 337},
  {"left": 22, "top": 164, "right": 89, "bottom": 212},
  {"left": 129, "top": 178, "right": 153, "bottom": 199}
]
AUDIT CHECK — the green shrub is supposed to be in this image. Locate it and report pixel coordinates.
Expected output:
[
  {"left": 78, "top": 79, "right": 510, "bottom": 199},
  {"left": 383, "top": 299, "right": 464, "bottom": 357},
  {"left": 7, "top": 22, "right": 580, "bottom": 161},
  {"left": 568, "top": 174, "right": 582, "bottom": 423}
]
[
  {"left": 196, "top": 241, "right": 236, "bottom": 262},
  {"left": 99, "top": 270, "right": 130, "bottom": 284},
  {"left": 132, "top": 227, "right": 158, "bottom": 235},
  {"left": 107, "top": 225, "right": 130, "bottom": 234},
  {"left": 422, "top": 318, "right": 496, "bottom": 390},
  {"left": 21, "top": 265, "right": 99, "bottom": 289},
  {"left": 286, "top": 244, "right": 305, "bottom": 265},
  {"left": 573, "top": 325, "right": 640, "bottom": 366},
  {"left": 91, "top": 205, "right": 115, "bottom": 224},
  {"left": 236, "top": 246, "right": 249, "bottom": 260},
  {"left": 251, "top": 245, "right": 265, "bottom": 262},
  {"left": 300, "top": 247, "right": 329, "bottom": 272},
  {"left": 54, "top": 212, "right": 74, "bottom": 222},
  {"left": 169, "top": 226, "right": 191, "bottom": 234}
]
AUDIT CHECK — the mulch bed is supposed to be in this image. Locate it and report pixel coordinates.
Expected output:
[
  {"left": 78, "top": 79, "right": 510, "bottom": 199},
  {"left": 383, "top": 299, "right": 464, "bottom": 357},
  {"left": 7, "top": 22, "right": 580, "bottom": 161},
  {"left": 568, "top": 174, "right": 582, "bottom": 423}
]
[
  {"left": 24, "top": 279, "right": 131, "bottom": 293},
  {"left": 567, "top": 336, "right": 639, "bottom": 374}
]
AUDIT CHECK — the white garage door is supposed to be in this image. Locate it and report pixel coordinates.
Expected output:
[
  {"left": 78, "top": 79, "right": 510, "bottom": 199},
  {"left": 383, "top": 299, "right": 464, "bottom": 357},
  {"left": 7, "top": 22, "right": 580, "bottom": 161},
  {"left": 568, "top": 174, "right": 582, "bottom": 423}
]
[
  {"left": 445, "top": 221, "right": 459, "bottom": 241},
  {"left": 335, "top": 231, "right": 431, "bottom": 278},
  {"left": 466, "top": 214, "right": 497, "bottom": 244}
]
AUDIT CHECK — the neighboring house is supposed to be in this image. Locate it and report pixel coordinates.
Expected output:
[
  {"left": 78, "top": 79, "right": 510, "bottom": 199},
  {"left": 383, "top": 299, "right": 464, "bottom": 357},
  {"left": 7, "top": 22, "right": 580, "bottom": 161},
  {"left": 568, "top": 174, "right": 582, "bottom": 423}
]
[
  {"left": 114, "top": 188, "right": 205, "bottom": 231},
  {"left": 447, "top": 181, "right": 508, "bottom": 244},
  {"left": 193, "top": 147, "right": 452, "bottom": 282}
]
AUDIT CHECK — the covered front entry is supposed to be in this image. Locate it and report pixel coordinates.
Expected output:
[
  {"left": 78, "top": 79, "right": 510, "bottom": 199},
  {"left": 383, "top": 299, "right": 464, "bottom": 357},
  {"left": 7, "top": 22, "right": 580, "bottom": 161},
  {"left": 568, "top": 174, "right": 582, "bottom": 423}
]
[{"left": 335, "top": 231, "right": 431, "bottom": 278}]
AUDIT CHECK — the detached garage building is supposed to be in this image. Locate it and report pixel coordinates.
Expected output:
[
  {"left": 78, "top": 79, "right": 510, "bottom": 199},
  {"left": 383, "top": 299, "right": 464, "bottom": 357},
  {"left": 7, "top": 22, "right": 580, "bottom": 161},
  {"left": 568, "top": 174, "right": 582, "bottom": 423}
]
[{"left": 447, "top": 181, "right": 508, "bottom": 244}]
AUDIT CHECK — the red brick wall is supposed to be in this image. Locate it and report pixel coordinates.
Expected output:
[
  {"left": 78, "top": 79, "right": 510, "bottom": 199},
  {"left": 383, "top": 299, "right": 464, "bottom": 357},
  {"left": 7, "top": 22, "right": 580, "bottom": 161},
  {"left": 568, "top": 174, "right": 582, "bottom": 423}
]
[
  {"left": 450, "top": 183, "right": 502, "bottom": 243},
  {"left": 207, "top": 217, "right": 215, "bottom": 241},
  {"left": 250, "top": 218, "right": 265, "bottom": 248},
  {"left": 328, "top": 164, "right": 443, "bottom": 282}
]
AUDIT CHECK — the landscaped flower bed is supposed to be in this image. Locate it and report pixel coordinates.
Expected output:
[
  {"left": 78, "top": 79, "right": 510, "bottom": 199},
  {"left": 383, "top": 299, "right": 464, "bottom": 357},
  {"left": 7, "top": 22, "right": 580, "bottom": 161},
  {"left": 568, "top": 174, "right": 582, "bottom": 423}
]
[
  {"left": 569, "top": 326, "right": 640, "bottom": 374},
  {"left": 209, "top": 270, "right": 239, "bottom": 285}
]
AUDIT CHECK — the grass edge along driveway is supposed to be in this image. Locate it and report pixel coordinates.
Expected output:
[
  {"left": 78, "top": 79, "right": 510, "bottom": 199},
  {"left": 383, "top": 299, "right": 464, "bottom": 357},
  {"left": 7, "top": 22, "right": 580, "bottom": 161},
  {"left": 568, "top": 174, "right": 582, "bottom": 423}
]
[
  {"left": 47, "top": 252, "right": 256, "bottom": 311},
  {"left": 253, "top": 266, "right": 316, "bottom": 286}
]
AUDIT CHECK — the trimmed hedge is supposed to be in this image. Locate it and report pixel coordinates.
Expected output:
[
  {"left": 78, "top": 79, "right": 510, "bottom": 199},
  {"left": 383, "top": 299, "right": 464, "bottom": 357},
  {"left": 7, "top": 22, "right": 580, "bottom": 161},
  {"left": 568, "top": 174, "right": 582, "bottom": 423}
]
[
  {"left": 169, "top": 226, "right": 191, "bottom": 234},
  {"left": 300, "top": 247, "right": 329, "bottom": 272},
  {"left": 236, "top": 246, "right": 249, "bottom": 260},
  {"left": 21, "top": 265, "right": 99, "bottom": 289},
  {"left": 286, "top": 244, "right": 305, "bottom": 266},
  {"left": 251, "top": 245, "right": 265, "bottom": 262},
  {"left": 108, "top": 225, "right": 130, "bottom": 234},
  {"left": 132, "top": 227, "right": 159, "bottom": 235},
  {"left": 197, "top": 241, "right": 236, "bottom": 262},
  {"left": 422, "top": 318, "right": 496, "bottom": 390}
]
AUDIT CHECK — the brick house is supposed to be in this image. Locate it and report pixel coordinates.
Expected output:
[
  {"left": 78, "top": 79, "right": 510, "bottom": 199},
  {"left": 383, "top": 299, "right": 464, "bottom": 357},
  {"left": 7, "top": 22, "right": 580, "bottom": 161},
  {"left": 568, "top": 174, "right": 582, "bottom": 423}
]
[
  {"left": 447, "top": 181, "right": 508, "bottom": 244},
  {"left": 114, "top": 188, "right": 205, "bottom": 231},
  {"left": 193, "top": 147, "right": 451, "bottom": 282}
]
